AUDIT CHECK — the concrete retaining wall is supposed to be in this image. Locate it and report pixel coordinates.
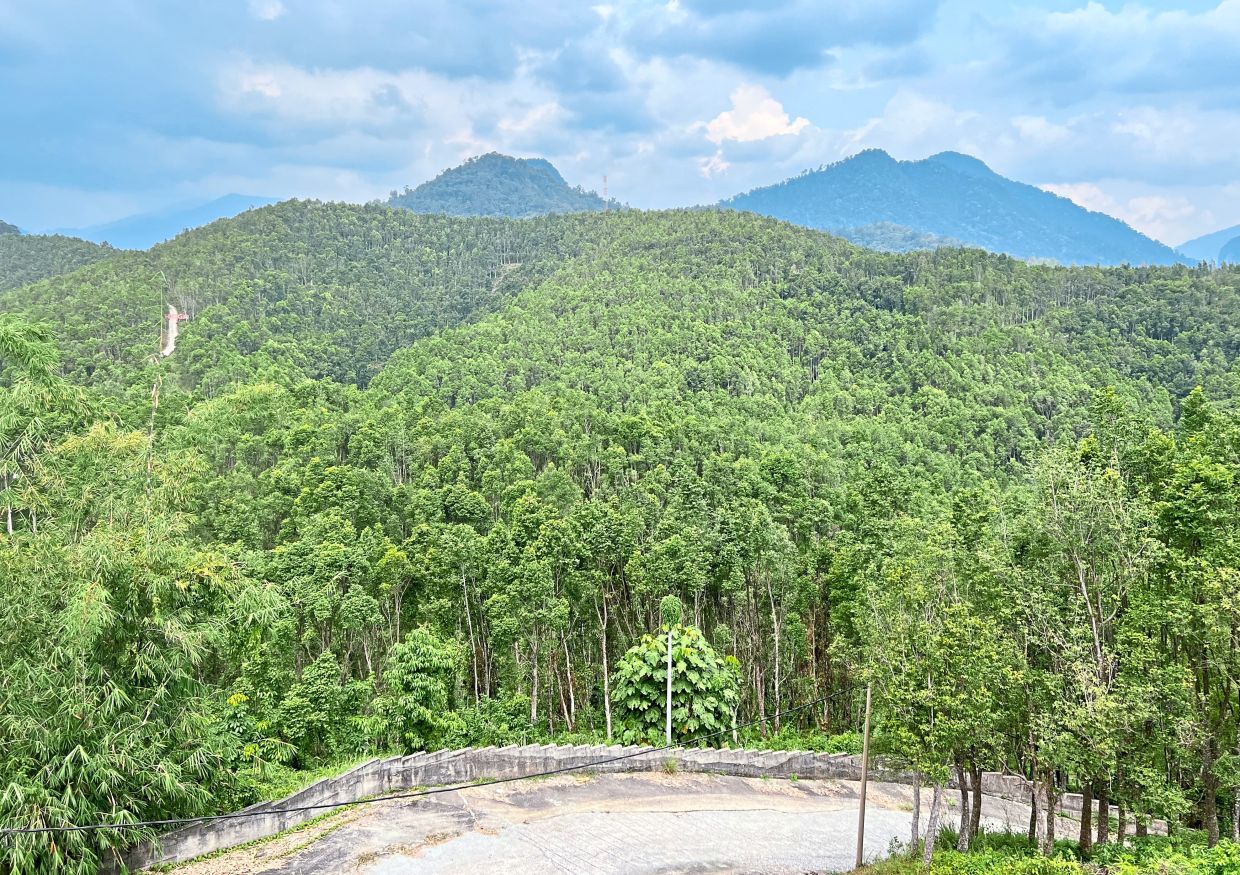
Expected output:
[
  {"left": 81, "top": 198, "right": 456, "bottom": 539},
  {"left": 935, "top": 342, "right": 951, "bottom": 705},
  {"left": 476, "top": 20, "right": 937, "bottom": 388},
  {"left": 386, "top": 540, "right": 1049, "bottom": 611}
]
[{"left": 119, "top": 746, "right": 1153, "bottom": 871}]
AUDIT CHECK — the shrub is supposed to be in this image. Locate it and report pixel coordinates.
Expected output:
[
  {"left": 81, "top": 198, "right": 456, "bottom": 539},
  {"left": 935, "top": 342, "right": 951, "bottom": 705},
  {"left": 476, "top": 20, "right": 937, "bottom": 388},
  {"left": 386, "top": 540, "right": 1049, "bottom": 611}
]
[{"left": 610, "top": 624, "right": 740, "bottom": 745}]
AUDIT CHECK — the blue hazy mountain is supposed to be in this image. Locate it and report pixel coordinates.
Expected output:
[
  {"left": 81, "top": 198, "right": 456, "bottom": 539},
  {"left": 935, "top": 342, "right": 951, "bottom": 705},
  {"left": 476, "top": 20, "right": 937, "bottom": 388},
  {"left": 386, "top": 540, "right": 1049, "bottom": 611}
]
[
  {"left": 1220, "top": 236, "right": 1240, "bottom": 265},
  {"left": 720, "top": 149, "right": 1187, "bottom": 266},
  {"left": 389, "top": 153, "right": 618, "bottom": 218},
  {"left": 58, "top": 194, "right": 279, "bottom": 250},
  {"left": 1177, "top": 223, "right": 1240, "bottom": 264}
]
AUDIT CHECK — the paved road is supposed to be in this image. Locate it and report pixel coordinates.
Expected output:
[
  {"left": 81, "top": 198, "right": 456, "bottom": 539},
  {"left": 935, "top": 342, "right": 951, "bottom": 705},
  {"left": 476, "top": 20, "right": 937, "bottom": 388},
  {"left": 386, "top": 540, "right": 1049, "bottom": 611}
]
[{"left": 176, "top": 772, "right": 1034, "bottom": 875}]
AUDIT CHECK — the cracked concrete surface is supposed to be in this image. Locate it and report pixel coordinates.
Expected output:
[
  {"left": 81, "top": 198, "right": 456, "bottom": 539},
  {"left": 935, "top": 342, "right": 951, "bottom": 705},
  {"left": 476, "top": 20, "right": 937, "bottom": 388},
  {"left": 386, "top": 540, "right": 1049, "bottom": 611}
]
[{"left": 169, "top": 772, "right": 1042, "bottom": 875}]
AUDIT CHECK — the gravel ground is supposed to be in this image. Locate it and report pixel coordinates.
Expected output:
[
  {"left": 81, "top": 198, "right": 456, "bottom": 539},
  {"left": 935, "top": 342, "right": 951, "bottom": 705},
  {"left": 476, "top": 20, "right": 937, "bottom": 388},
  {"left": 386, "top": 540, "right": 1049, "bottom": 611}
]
[{"left": 167, "top": 772, "right": 1042, "bottom": 875}]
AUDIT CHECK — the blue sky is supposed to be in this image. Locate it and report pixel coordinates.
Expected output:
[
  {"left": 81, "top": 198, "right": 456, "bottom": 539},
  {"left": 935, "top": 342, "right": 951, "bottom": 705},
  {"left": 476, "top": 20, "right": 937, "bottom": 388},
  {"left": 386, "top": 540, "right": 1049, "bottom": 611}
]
[{"left": 3, "top": 0, "right": 1239, "bottom": 244}]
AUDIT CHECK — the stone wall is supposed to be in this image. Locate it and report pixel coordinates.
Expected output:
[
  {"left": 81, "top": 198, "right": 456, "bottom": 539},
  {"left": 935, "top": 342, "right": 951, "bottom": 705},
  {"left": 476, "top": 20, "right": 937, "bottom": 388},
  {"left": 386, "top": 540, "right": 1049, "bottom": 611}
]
[{"left": 117, "top": 745, "right": 1153, "bottom": 871}]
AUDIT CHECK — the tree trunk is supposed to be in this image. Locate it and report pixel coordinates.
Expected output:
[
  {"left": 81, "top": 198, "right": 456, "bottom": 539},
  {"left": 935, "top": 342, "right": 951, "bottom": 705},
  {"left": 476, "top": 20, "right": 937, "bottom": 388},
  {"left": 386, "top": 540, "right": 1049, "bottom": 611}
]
[
  {"left": 1028, "top": 783, "right": 1038, "bottom": 843},
  {"left": 597, "top": 595, "right": 613, "bottom": 742},
  {"left": 923, "top": 782, "right": 944, "bottom": 867},
  {"left": 665, "top": 625, "right": 674, "bottom": 745},
  {"left": 970, "top": 762, "right": 983, "bottom": 842},
  {"left": 1039, "top": 770, "right": 1057, "bottom": 856},
  {"left": 955, "top": 762, "right": 972, "bottom": 851},
  {"left": 1078, "top": 782, "right": 1093, "bottom": 856},
  {"left": 1203, "top": 735, "right": 1221, "bottom": 847},
  {"left": 562, "top": 635, "right": 576, "bottom": 729},
  {"left": 1117, "top": 800, "right": 1126, "bottom": 845},
  {"left": 1097, "top": 781, "right": 1110, "bottom": 845},
  {"left": 911, "top": 772, "right": 922, "bottom": 847},
  {"left": 1136, "top": 819, "right": 1148, "bottom": 838},
  {"left": 530, "top": 638, "right": 540, "bottom": 725},
  {"left": 1234, "top": 735, "right": 1240, "bottom": 843}
]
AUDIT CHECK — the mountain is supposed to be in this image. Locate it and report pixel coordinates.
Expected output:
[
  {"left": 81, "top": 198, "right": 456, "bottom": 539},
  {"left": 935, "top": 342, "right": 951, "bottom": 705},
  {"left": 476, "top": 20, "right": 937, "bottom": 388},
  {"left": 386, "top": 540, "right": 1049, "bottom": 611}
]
[
  {"left": 720, "top": 149, "right": 1186, "bottom": 266},
  {"left": 0, "top": 219, "right": 19, "bottom": 236},
  {"left": 0, "top": 232, "right": 115, "bottom": 293},
  {"left": 6, "top": 204, "right": 1240, "bottom": 873},
  {"left": 1221, "top": 236, "right": 1240, "bottom": 265},
  {"left": 1178, "top": 223, "right": 1240, "bottom": 264},
  {"left": 388, "top": 152, "right": 617, "bottom": 218},
  {"left": 58, "top": 194, "right": 279, "bottom": 250}
]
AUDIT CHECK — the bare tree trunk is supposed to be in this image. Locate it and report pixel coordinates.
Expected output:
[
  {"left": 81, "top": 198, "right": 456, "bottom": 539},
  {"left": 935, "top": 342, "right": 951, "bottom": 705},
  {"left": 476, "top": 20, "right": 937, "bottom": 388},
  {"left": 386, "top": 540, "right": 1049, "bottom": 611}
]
[
  {"left": 1097, "top": 781, "right": 1110, "bottom": 845},
  {"left": 911, "top": 772, "right": 922, "bottom": 847},
  {"left": 1078, "top": 782, "right": 1093, "bottom": 856},
  {"left": 1203, "top": 735, "right": 1221, "bottom": 847},
  {"left": 1028, "top": 784, "right": 1038, "bottom": 843},
  {"left": 530, "top": 638, "right": 539, "bottom": 725},
  {"left": 956, "top": 762, "right": 972, "bottom": 851},
  {"left": 1234, "top": 736, "right": 1240, "bottom": 843},
  {"left": 562, "top": 635, "right": 576, "bottom": 729},
  {"left": 923, "top": 782, "right": 945, "bottom": 867},
  {"left": 1038, "top": 770, "right": 1057, "bottom": 856},
  {"left": 970, "top": 762, "right": 983, "bottom": 843},
  {"left": 597, "top": 594, "right": 612, "bottom": 742},
  {"left": 462, "top": 571, "right": 480, "bottom": 705}
]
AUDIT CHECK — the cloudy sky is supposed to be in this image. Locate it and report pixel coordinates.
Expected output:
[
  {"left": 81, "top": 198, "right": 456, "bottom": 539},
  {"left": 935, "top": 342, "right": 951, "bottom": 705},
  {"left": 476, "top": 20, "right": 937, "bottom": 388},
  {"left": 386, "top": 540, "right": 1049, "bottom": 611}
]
[{"left": 3, "top": 0, "right": 1239, "bottom": 245}]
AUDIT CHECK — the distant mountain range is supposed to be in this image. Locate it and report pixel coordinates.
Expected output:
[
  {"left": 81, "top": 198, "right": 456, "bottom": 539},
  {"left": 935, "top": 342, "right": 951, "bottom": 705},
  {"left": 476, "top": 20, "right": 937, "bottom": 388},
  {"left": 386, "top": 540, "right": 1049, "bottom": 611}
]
[
  {"left": 1221, "top": 236, "right": 1240, "bottom": 265},
  {"left": 14, "top": 151, "right": 1227, "bottom": 268},
  {"left": 0, "top": 219, "right": 20, "bottom": 236},
  {"left": 56, "top": 194, "right": 278, "bottom": 250},
  {"left": 720, "top": 150, "right": 1187, "bottom": 267},
  {"left": 388, "top": 153, "right": 618, "bottom": 218},
  {"left": 1178, "top": 224, "right": 1240, "bottom": 264}
]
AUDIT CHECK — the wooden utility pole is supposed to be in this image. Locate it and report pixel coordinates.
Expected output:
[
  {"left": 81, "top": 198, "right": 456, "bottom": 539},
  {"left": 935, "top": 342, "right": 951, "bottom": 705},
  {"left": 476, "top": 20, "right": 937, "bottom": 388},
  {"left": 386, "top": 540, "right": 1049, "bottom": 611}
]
[{"left": 856, "top": 683, "right": 873, "bottom": 869}]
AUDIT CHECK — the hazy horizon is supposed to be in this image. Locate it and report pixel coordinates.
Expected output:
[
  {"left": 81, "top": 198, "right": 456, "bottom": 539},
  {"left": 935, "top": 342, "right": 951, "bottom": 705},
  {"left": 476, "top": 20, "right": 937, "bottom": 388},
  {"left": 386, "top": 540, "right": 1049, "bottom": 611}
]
[{"left": 4, "top": 0, "right": 1240, "bottom": 245}]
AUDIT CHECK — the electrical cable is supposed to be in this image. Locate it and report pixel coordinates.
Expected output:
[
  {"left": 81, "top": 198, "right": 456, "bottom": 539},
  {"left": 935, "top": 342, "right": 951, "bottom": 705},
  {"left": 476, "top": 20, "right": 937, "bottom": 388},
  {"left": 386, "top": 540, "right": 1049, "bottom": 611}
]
[{"left": 0, "top": 685, "right": 859, "bottom": 838}]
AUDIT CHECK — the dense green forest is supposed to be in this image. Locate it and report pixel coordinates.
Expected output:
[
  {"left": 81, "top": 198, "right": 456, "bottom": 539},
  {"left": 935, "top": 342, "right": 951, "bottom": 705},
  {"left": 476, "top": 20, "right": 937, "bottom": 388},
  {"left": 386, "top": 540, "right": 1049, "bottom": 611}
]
[
  {"left": 829, "top": 221, "right": 964, "bottom": 253},
  {"left": 3, "top": 204, "right": 1240, "bottom": 871},
  {"left": 388, "top": 152, "right": 618, "bottom": 218},
  {"left": 0, "top": 232, "right": 115, "bottom": 293},
  {"left": 722, "top": 149, "right": 1187, "bottom": 267}
]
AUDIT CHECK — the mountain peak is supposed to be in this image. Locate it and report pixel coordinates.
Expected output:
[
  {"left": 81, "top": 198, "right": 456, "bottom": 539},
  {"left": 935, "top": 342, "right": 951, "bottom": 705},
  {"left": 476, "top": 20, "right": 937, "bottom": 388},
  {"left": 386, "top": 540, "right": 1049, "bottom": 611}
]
[
  {"left": 0, "top": 219, "right": 20, "bottom": 236},
  {"left": 924, "top": 151, "right": 995, "bottom": 178},
  {"left": 389, "top": 154, "right": 611, "bottom": 219},
  {"left": 721, "top": 149, "right": 1185, "bottom": 266}
]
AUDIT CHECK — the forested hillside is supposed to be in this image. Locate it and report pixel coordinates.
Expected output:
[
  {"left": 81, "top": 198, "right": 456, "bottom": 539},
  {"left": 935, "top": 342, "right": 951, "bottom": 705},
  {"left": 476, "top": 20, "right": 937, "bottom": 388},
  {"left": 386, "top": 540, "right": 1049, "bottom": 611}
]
[
  {"left": 1, "top": 200, "right": 599, "bottom": 397},
  {"left": 3, "top": 204, "right": 1240, "bottom": 871},
  {"left": 388, "top": 153, "right": 617, "bottom": 218},
  {"left": 721, "top": 150, "right": 1187, "bottom": 267},
  {"left": 0, "top": 232, "right": 115, "bottom": 292}
]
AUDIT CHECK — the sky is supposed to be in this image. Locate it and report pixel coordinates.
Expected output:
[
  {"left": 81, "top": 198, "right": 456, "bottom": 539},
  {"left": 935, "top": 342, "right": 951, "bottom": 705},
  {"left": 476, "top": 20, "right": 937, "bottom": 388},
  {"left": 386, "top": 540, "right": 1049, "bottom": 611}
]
[{"left": 2, "top": 0, "right": 1240, "bottom": 245}]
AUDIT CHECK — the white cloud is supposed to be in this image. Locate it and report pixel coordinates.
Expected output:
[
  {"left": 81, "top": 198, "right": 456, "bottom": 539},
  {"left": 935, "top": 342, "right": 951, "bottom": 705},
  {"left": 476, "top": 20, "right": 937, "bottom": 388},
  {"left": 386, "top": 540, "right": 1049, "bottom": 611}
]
[
  {"left": 1040, "top": 181, "right": 1200, "bottom": 244},
  {"left": 498, "top": 102, "right": 563, "bottom": 134},
  {"left": 698, "top": 150, "right": 730, "bottom": 178},
  {"left": 1011, "top": 115, "right": 1070, "bottom": 147},
  {"left": 703, "top": 85, "right": 809, "bottom": 144},
  {"left": 248, "top": 0, "right": 285, "bottom": 22}
]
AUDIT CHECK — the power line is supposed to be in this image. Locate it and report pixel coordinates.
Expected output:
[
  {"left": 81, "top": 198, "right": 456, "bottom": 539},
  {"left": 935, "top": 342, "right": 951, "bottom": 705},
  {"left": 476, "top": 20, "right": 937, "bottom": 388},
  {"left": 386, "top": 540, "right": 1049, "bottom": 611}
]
[{"left": 0, "top": 686, "right": 858, "bottom": 839}]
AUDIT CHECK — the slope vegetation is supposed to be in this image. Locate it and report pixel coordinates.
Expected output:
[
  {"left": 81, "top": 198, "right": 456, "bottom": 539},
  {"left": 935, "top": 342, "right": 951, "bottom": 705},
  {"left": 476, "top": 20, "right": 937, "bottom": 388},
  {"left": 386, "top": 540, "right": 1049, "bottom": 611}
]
[{"left": 0, "top": 232, "right": 115, "bottom": 292}]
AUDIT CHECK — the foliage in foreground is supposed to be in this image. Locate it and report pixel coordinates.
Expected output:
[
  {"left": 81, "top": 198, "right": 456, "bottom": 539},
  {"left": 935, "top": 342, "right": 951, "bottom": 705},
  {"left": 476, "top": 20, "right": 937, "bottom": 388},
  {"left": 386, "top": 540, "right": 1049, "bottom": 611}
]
[{"left": 861, "top": 836, "right": 1240, "bottom": 875}]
